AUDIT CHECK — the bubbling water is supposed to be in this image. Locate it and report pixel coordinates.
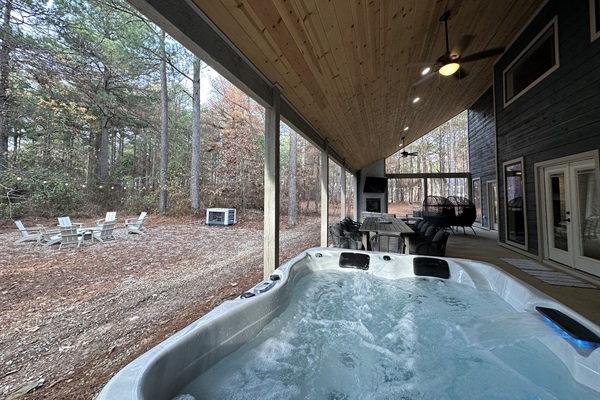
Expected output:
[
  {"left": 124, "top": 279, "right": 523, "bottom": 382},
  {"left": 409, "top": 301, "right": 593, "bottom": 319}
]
[{"left": 177, "top": 271, "right": 598, "bottom": 400}]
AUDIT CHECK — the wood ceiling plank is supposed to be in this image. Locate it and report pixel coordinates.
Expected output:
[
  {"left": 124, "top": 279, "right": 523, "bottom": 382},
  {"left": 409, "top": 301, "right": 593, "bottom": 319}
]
[{"left": 251, "top": 0, "right": 358, "bottom": 139}]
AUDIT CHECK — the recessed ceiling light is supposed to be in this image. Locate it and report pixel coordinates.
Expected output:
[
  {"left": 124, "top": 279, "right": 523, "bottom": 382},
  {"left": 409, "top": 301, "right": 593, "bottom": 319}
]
[
  {"left": 404, "top": 127, "right": 409, "bottom": 131},
  {"left": 412, "top": 97, "right": 420, "bottom": 103},
  {"left": 421, "top": 67, "right": 431, "bottom": 75}
]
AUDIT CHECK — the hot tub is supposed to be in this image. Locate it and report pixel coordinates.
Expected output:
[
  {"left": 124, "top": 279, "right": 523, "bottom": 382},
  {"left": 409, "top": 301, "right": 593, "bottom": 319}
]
[{"left": 97, "top": 249, "right": 600, "bottom": 399}]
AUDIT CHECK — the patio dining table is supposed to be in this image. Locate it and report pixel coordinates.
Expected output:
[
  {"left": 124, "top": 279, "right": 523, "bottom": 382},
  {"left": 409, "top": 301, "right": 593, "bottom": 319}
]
[{"left": 359, "top": 216, "right": 415, "bottom": 254}]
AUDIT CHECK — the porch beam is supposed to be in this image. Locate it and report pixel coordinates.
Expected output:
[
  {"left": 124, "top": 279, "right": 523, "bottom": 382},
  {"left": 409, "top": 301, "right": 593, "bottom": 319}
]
[
  {"left": 340, "top": 167, "right": 346, "bottom": 219},
  {"left": 264, "top": 87, "right": 281, "bottom": 278},
  {"left": 386, "top": 173, "right": 472, "bottom": 179},
  {"left": 320, "top": 147, "right": 329, "bottom": 247}
]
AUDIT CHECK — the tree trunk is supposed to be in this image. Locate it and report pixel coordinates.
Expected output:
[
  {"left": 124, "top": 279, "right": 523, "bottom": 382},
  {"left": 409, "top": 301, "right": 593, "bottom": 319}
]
[
  {"left": 0, "top": 0, "right": 12, "bottom": 170},
  {"left": 190, "top": 57, "right": 202, "bottom": 212},
  {"left": 288, "top": 129, "right": 298, "bottom": 225},
  {"left": 158, "top": 29, "right": 169, "bottom": 213},
  {"left": 99, "top": 106, "right": 110, "bottom": 180}
]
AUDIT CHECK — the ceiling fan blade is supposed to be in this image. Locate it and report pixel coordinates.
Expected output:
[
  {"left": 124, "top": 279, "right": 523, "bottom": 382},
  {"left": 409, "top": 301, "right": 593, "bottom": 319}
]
[
  {"left": 459, "top": 47, "right": 505, "bottom": 63},
  {"left": 412, "top": 71, "right": 437, "bottom": 86},
  {"left": 453, "top": 66, "right": 468, "bottom": 80},
  {"left": 451, "top": 34, "right": 475, "bottom": 58},
  {"left": 408, "top": 62, "right": 437, "bottom": 68}
]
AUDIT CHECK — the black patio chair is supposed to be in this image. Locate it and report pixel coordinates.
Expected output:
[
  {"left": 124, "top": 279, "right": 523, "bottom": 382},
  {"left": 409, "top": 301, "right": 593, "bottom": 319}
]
[
  {"left": 415, "top": 229, "right": 450, "bottom": 256},
  {"left": 371, "top": 233, "right": 404, "bottom": 253},
  {"left": 330, "top": 223, "right": 363, "bottom": 250}
]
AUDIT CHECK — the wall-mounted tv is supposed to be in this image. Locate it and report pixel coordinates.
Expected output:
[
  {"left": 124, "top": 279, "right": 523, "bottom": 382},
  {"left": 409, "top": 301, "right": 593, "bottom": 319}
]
[{"left": 363, "top": 177, "right": 388, "bottom": 193}]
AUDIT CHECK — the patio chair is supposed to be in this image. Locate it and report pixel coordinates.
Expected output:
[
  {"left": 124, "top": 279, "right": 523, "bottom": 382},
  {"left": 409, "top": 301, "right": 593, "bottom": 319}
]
[
  {"left": 58, "top": 225, "right": 84, "bottom": 250},
  {"left": 14, "top": 220, "right": 43, "bottom": 244},
  {"left": 125, "top": 212, "right": 147, "bottom": 234},
  {"left": 330, "top": 223, "right": 363, "bottom": 249},
  {"left": 95, "top": 212, "right": 117, "bottom": 226},
  {"left": 92, "top": 220, "right": 116, "bottom": 243},
  {"left": 371, "top": 233, "right": 404, "bottom": 253},
  {"left": 415, "top": 230, "right": 450, "bottom": 256},
  {"left": 39, "top": 226, "right": 61, "bottom": 247},
  {"left": 58, "top": 216, "right": 84, "bottom": 229}
]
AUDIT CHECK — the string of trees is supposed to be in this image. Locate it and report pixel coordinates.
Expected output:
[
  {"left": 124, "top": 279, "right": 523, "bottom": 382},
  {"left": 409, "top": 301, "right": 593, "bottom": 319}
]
[{"left": 0, "top": 0, "right": 333, "bottom": 220}]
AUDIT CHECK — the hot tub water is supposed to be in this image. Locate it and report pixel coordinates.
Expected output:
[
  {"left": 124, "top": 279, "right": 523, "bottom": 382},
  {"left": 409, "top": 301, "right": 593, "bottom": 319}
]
[{"left": 177, "top": 271, "right": 598, "bottom": 399}]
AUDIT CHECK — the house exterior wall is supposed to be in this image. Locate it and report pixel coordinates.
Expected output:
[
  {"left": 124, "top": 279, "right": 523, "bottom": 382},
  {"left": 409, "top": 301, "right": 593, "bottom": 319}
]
[
  {"left": 493, "top": 0, "right": 600, "bottom": 255},
  {"left": 468, "top": 87, "right": 496, "bottom": 229}
]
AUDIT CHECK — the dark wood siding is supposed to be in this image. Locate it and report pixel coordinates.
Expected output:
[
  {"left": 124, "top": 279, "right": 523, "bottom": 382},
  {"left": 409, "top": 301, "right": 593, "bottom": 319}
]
[
  {"left": 494, "top": 0, "right": 600, "bottom": 255},
  {"left": 468, "top": 87, "right": 496, "bottom": 228}
]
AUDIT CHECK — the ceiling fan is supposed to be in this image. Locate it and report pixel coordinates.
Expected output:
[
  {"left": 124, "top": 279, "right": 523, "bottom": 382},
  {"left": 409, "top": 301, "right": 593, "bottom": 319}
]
[
  {"left": 400, "top": 150, "right": 418, "bottom": 158},
  {"left": 413, "top": 11, "right": 505, "bottom": 85},
  {"left": 398, "top": 137, "right": 417, "bottom": 157}
]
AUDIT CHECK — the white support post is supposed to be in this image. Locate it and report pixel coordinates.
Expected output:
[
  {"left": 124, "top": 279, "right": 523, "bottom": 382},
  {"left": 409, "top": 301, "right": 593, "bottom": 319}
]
[
  {"left": 320, "top": 147, "right": 329, "bottom": 247},
  {"left": 264, "top": 87, "right": 280, "bottom": 278},
  {"left": 352, "top": 174, "right": 358, "bottom": 221},
  {"left": 340, "top": 167, "right": 346, "bottom": 219}
]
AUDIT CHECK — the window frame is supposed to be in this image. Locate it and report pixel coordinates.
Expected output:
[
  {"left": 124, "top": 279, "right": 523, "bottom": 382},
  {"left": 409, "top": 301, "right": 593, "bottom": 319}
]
[
  {"left": 591, "top": 0, "right": 600, "bottom": 42},
  {"left": 472, "top": 177, "right": 482, "bottom": 225},
  {"left": 503, "top": 17, "right": 560, "bottom": 107},
  {"left": 503, "top": 158, "right": 528, "bottom": 250}
]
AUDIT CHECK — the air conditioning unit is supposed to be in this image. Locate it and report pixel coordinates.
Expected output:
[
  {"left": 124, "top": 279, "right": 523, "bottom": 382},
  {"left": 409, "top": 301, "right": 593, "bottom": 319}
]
[{"left": 206, "top": 208, "right": 237, "bottom": 226}]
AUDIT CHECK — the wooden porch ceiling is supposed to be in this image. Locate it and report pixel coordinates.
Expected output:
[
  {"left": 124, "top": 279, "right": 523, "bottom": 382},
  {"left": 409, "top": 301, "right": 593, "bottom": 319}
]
[{"left": 191, "top": 1, "right": 544, "bottom": 171}]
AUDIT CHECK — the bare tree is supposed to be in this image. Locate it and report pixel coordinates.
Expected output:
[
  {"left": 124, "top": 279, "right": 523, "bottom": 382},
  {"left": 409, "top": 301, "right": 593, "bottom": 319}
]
[
  {"left": 0, "top": 0, "right": 12, "bottom": 170},
  {"left": 158, "top": 28, "right": 169, "bottom": 213},
  {"left": 190, "top": 57, "right": 202, "bottom": 212},
  {"left": 287, "top": 128, "right": 298, "bottom": 225}
]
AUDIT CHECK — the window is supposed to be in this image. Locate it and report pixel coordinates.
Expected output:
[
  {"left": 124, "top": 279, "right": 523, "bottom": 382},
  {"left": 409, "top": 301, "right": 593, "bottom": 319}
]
[
  {"left": 504, "top": 159, "right": 527, "bottom": 248},
  {"left": 592, "top": 0, "right": 600, "bottom": 41},
  {"left": 472, "top": 178, "right": 482, "bottom": 224},
  {"left": 504, "top": 18, "right": 559, "bottom": 106}
]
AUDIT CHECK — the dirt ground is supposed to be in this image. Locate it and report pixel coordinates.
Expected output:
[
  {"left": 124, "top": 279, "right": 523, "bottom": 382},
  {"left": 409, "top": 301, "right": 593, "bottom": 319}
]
[{"left": 0, "top": 212, "right": 321, "bottom": 400}]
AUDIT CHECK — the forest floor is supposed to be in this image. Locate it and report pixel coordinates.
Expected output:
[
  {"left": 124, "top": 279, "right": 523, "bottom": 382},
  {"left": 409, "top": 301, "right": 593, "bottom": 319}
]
[{"left": 0, "top": 212, "right": 322, "bottom": 400}]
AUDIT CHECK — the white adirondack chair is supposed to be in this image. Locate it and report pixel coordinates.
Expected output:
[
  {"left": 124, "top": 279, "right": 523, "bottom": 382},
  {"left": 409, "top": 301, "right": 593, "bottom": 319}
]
[
  {"left": 125, "top": 212, "right": 147, "bottom": 234},
  {"left": 39, "top": 226, "right": 62, "bottom": 247},
  {"left": 95, "top": 211, "right": 117, "bottom": 226},
  {"left": 92, "top": 220, "right": 117, "bottom": 242},
  {"left": 58, "top": 225, "right": 84, "bottom": 250},
  {"left": 14, "top": 220, "right": 42, "bottom": 244},
  {"left": 57, "top": 216, "right": 84, "bottom": 229}
]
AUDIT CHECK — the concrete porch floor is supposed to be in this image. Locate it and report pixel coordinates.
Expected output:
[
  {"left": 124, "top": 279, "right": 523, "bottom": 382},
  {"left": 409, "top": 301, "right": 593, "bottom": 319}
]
[{"left": 444, "top": 227, "right": 600, "bottom": 327}]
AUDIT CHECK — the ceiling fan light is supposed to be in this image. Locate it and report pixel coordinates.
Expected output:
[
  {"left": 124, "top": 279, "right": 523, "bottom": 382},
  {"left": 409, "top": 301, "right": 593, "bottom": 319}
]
[{"left": 439, "top": 62, "right": 460, "bottom": 76}]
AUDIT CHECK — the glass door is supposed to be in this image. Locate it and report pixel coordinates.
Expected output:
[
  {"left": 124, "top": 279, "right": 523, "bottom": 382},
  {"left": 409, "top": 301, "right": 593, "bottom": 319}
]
[
  {"left": 544, "top": 166, "right": 571, "bottom": 265},
  {"left": 542, "top": 159, "right": 600, "bottom": 277},
  {"left": 487, "top": 181, "right": 498, "bottom": 231},
  {"left": 572, "top": 162, "right": 600, "bottom": 276}
]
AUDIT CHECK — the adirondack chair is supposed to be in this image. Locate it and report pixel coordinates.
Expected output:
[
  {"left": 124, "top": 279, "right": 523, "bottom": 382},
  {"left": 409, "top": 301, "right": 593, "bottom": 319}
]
[
  {"left": 39, "top": 226, "right": 61, "bottom": 247},
  {"left": 92, "top": 220, "right": 117, "bottom": 243},
  {"left": 57, "top": 216, "right": 84, "bottom": 229},
  {"left": 58, "top": 225, "right": 84, "bottom": 250},
  {"left": 14, "top": 220, "right": 43, "bottom": 244},
  {"left": 95, "top": 212, "right": 117, "bottom": 226},
  {"left": 125, "top": 212, "right": 147, "bottom": 234}
]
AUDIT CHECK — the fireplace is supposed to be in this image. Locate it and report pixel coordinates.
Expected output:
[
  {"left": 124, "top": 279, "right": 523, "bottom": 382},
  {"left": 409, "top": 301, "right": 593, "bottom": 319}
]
[{"left": 366, "top": 198, "right": 381, "bottom": 213}]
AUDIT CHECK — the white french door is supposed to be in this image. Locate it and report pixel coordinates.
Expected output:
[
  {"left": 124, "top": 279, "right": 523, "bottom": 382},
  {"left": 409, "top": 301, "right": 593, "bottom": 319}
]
[{"left": 542, "top": 159, "right": 600, "bottom": 277}]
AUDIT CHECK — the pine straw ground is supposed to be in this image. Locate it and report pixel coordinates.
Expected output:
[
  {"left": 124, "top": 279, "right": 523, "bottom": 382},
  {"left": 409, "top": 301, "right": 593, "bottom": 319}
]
[{"left": 0, "top": 212, "right": 320, "bottom": 400}]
